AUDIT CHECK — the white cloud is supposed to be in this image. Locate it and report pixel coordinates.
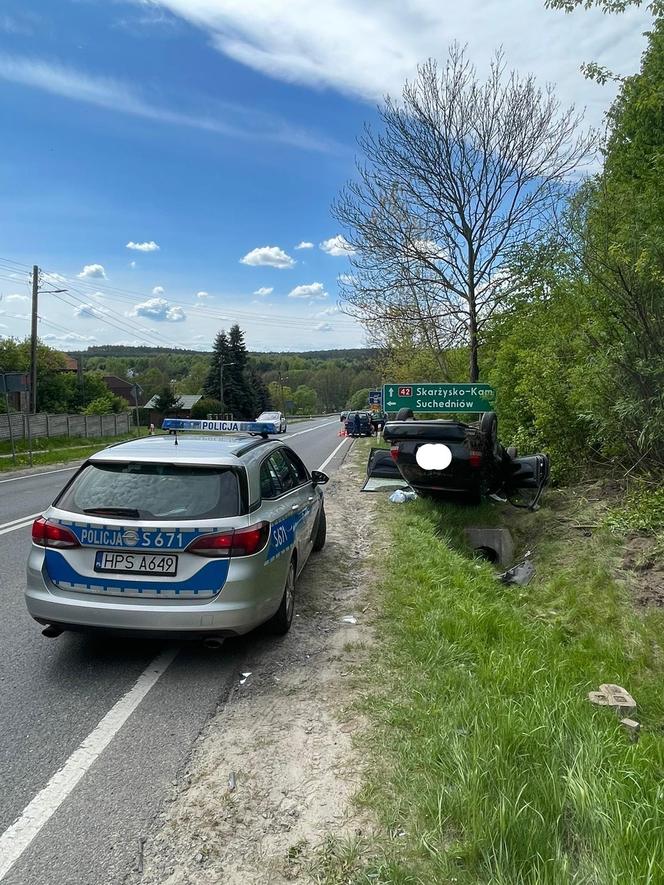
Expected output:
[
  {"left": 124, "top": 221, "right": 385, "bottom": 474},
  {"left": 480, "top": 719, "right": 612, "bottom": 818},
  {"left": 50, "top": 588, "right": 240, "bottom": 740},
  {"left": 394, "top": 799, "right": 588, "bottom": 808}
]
[
  {"left": 315, "top": 322, "right": 333, "bottom": 332},
  {"left": 317, "top": 306, "right": 340, "bottom": 317},
  {"left": 78, "top": 263, "right": 106, "bottom": 279},
  {"left": 320, "top": 235, "right": 355, "bottom": 257},
  {"left": 129, "top": 260, "right": 137, "bottom": 269},
  {"left": 196, "top": 290, "right": 211, "bottom": 299},
  {"left": 152, "top": 285, "right": 165, "bottom": 296},
  {"left": 295, "top": 241, "right": 314, "bottom": 250},
  {"left": 50, "top": 272, "right": 68, "bottom": 283},
  {"left": 153, "top": 0, "right": 649, "bottom": 131},
  {"left": 288, "top": 282, "right": 328, "bottom": 299},
  {"left": 74, "top": 303, "right": 108, "bottom": 319},
  {"left": 253, "top": 286, "right": 273, "bottom": 296},
  {"left": 0, "top": 55, "right": 336, "bottom": 153},
  {"left": 127, "top": 297, "right": 187, "bottom": 322},
  {"left": 240, "top": 246, "right": 295, "bottom": 269},
  {"left": 6, "top": 293, "right": 29, "bottom": 302},
  {"left": 126, "top": 240, "right": 160, "bottom": 252},
  {"left": 43, "top": 332, "right": 96, "bottom": 343}
]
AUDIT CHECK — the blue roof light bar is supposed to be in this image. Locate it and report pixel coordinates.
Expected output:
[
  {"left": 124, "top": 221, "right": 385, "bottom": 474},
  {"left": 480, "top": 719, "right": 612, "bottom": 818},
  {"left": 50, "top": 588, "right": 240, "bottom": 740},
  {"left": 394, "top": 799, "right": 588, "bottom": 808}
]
[{"left": 162, "top": 418, "right": 278, "bottom": 435}]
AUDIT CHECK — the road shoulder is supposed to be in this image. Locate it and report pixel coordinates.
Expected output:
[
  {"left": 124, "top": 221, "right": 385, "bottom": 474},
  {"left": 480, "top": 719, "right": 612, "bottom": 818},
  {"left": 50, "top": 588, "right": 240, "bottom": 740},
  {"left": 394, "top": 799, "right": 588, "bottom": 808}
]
[{"left": 128, "top": 448, "right": 379, "bottom": 884}]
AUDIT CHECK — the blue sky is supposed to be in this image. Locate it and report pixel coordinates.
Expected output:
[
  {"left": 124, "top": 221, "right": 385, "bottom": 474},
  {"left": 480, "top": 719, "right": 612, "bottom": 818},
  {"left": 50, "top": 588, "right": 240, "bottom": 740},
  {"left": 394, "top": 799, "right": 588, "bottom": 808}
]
[{"left": 0, "top": 0, "right": 650, "bottom": 352}]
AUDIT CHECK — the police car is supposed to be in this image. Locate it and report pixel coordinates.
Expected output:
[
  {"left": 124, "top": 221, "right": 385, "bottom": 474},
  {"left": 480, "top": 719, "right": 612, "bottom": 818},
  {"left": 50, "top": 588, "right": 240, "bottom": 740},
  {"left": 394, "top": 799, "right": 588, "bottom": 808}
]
[{"left": 25, "top": 419, "right": 328, "bottom": 639}]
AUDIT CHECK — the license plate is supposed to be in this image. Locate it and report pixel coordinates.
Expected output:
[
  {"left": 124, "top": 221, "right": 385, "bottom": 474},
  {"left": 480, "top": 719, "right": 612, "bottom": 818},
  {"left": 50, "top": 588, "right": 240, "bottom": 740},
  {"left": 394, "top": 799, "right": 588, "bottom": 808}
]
[{"left": 94, "top": 551, "right": 178, "bottom": 576}]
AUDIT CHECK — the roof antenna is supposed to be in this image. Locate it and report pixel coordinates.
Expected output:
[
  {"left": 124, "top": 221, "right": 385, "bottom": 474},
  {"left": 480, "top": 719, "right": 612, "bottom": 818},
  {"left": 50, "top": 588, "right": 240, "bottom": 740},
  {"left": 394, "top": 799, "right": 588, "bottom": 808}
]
[{"left": 174, "top": 430, "right": 178, "bottom": 446}]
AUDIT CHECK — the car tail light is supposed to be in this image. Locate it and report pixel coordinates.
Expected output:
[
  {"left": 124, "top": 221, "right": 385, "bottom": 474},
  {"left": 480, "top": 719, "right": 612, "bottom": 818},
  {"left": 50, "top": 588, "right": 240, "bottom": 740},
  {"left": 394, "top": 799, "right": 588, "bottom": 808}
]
[
  {"left": 390, "top": 445, "right": 400, "bottom": 462},
  {"left": 32, "top": 517, "right": 80, "bottom": 549},
  {"left": 469, "top": 451, "right": 483, "bottom": 469},
  {"left": 187, "top": 522, "right": 270, "bottom": 558}
]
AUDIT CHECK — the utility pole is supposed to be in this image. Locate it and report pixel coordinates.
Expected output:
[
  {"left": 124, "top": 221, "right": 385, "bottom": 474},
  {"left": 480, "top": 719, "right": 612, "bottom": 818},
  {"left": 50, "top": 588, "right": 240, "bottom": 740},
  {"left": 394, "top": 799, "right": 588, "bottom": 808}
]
[
  {"left": 28, "top": 266, "right": 67, "bottom": 414},
  {"left": 30, "top": 266, "right": 38, "bottom": 414}
]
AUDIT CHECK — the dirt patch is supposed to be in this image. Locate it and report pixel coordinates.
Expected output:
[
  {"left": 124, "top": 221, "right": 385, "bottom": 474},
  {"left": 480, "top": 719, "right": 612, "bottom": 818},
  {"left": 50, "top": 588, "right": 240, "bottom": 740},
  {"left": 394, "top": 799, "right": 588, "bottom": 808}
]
[
  {"left": 126, "top": 450, "right": 380, "bottom": 885},
  {"left": 622, "top": 534, "right": 664, "bottom": 607}
]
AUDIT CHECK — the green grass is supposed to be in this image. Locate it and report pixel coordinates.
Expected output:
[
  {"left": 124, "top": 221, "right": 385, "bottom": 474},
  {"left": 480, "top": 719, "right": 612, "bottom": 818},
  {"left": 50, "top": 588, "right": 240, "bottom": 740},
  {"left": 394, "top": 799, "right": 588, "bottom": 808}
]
[
  {"left": 0, "top": 430, "right": 146, "bottom": 471},
  {"left": 321, "top": 458, "right": 664, "bottom": 883}
]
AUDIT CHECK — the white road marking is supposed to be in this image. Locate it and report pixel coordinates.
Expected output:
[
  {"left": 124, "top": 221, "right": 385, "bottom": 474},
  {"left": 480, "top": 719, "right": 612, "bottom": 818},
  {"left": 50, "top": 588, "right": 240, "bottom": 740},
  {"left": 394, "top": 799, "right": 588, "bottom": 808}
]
[
  {"left": 0, "top": 647, "right": 178, "bottom": 881},
  {"left": 0, "top": 513, "right": 42, "bottom": 536},
  {"left": 317, "top": 437, "right": 351, "bottom": 472},
  {"left": 0, "top": 466, "right": 78, "bottom": 484}
]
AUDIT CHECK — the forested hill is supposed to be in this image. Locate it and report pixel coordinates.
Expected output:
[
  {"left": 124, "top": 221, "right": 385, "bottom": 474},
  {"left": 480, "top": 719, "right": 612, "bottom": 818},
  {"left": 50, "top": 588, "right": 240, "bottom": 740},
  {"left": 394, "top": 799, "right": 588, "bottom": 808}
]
[{"left": 72, "top": 345, "right": 378, "bottom": 363}]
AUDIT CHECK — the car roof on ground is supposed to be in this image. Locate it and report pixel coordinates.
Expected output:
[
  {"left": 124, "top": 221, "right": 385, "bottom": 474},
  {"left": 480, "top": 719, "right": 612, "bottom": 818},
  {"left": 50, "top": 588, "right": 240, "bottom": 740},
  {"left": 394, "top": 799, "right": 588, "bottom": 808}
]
[{"left": 88, "top": 434, "right": 277, "bottom": 466}]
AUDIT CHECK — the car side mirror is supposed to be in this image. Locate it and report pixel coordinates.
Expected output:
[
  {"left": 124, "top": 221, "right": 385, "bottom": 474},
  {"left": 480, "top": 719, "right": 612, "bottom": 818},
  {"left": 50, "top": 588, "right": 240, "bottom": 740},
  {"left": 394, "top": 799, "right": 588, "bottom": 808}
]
[{"left": 311, "top": 470, "right": 329, "bottom": 485}]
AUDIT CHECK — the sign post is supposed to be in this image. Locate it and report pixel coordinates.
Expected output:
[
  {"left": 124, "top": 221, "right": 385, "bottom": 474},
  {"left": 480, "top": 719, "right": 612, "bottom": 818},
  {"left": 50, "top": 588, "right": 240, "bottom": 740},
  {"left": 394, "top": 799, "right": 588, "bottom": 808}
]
[{"left": 383, "top": 383, "right": 496, "bottom": 414}]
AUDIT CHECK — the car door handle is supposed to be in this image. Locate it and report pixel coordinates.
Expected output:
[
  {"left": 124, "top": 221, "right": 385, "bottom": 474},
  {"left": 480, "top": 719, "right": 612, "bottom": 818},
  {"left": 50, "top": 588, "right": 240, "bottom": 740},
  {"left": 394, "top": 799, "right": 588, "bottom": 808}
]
[
  {"left": 291, "top": 504, "right": 301, "bottom": 511},
  {"left": 307, "top": 496, "right": 314, "bottom": 503}
]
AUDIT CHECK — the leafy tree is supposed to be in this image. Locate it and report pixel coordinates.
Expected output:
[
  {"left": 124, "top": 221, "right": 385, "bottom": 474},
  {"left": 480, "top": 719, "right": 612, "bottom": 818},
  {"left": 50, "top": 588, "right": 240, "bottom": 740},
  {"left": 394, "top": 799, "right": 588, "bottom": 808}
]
[
  {"left": 347, "top": 388, "right": 371, "bottom": 410},
  {"left": 268, "top": 382, "right": 293, "bottom": 412},
  {"left": 293, "top": 385, "right": 318, "bottom": 414},
  {"left": 83, "top": 394, "right": 127, "bottom": 415},
  {"left": 334, "top": 46, "right": 593, "bottom": 381},
  {"left": 190, "top": 398, "right": 223, "bottom": 419}
]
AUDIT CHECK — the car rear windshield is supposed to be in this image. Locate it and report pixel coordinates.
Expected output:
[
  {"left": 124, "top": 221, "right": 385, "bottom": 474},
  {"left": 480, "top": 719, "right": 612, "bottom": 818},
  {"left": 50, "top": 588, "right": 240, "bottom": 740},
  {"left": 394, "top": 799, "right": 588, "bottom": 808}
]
[{"left": 56, "top": 462, "right": 245, "bottom": 520}]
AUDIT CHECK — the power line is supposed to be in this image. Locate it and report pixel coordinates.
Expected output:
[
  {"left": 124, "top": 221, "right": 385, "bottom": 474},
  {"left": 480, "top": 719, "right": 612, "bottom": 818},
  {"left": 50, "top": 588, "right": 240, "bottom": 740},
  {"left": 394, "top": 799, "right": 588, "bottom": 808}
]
[{"left": 0, "top": 255, "right": 359, "bottom": 336}]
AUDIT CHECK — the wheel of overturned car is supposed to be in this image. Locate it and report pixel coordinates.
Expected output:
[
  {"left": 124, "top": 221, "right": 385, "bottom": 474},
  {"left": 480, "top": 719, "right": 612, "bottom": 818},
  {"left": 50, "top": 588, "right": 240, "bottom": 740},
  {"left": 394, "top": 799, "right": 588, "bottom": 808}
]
[
  {"left": 480, "top": 411, "right": 499, "bottom": 457},
  {"left": 312, "top": 505, "right": 327, "bottom": 552},
  {"left": 396, "top": 407, "right": 414, "bottom": 421},
  {"left": 267, "top": 559, "right": 296, "bottom": 635}
]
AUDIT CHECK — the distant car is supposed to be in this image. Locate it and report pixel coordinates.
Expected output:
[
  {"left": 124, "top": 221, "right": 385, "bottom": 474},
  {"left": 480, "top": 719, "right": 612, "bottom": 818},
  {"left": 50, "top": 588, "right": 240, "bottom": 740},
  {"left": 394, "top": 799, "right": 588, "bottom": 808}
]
[
  {"left": 25, "top": 424, "right": 329, "bottom": 640},
  {"left": 383, "top": 411, "right": 549, "bottom": 507},
  {"left": 257, "top": 410, "right": 287, "bottom": 433},
  {"left": 345, "top": 411, "right": 373, "bottom": 437}
]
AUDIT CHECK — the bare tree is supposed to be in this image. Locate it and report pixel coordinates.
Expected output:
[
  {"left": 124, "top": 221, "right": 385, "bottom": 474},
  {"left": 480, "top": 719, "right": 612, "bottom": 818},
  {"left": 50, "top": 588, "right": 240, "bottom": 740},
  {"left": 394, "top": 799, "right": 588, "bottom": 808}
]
[{"left": 334, "top": 46, "right": 595, "bottom": 381}]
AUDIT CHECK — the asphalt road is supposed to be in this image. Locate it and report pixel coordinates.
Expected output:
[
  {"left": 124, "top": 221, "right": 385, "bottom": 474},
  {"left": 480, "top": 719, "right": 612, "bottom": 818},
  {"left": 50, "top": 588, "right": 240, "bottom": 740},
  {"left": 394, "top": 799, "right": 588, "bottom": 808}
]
[{"left": 0, "top": 417, "right": 351, "bottom": 885}]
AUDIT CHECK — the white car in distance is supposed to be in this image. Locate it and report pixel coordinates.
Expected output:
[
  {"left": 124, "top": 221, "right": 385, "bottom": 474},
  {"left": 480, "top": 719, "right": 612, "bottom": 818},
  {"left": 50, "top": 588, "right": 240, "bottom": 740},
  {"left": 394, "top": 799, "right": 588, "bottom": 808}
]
[{"left": 257, "top": 411, "right": 287, "bottom": 433}]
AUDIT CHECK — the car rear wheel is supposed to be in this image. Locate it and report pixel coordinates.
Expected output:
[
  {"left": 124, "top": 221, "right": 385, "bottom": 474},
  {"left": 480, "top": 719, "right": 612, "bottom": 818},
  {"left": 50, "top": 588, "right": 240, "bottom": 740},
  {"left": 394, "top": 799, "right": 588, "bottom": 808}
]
[
  {"left": 267, "top": 559, "right": 296, "bottom": 635},
  {"left": 312, "top": 505, "right": 326, "bottom": 552}
]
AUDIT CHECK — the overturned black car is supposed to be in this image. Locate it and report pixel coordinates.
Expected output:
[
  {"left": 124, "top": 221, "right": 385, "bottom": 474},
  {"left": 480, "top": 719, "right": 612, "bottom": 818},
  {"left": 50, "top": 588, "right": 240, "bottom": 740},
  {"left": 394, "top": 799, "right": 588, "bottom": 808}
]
[{"left": 382, "top": 411, "right": 549, "bottom": 508}]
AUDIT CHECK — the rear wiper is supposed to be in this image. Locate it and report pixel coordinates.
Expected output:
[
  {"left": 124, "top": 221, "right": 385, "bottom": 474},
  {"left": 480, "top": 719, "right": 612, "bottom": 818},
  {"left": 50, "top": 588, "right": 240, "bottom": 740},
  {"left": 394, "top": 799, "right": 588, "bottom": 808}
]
[{"left": 83, "top": 507, "right": 141, "bottom": 519}]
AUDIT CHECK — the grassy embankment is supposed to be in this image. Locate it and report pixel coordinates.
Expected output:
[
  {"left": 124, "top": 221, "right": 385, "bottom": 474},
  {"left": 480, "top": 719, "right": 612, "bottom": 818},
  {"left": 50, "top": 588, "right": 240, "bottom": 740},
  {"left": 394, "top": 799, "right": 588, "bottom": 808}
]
[
  {"left": 0, "top": 430, "right": 147, "bottom": 472},
  {"left": 318, "top": 446, "right": 664, "bottom": 883}
]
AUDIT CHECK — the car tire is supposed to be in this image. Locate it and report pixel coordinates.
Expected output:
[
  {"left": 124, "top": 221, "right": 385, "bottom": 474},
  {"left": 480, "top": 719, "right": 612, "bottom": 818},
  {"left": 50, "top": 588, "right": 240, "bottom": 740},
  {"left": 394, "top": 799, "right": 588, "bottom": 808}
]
[
  {"left": 312, "top": 505, "right": 327, "bottom": 552},
  {"left": 480, "top": 411, "right": 498, "bottom": 445},
  {"left": 266, "top": 559, "right": 296, "bottom": 635},
  {"left": 396, "top": 408, "right": 414, "bottom": 421}
]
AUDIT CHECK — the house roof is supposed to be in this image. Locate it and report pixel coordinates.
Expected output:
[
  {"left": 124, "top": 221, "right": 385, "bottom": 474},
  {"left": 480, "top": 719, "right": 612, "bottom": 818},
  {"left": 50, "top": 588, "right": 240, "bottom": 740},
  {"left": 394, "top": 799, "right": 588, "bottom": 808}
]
[
  {"left": 61, "top": 354, "right": 79, "bottom": 371},
  {"left": 103, "top": 374, "right": 135, "bottom": 390},
  {"left": 143, "top": 394, "right": 203, "bottom": 410}
]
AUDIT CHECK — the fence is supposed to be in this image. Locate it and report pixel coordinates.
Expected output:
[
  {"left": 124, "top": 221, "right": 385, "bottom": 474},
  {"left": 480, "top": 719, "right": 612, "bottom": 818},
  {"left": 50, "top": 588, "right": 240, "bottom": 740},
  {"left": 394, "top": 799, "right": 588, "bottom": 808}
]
[{"left": 0, "top": 412, "right": 132, "bottom": 442}]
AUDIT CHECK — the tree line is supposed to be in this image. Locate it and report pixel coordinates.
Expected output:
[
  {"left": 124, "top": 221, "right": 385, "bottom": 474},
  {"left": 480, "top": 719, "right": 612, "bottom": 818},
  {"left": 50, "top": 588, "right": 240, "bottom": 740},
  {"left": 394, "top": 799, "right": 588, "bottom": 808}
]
[{"left": 1, "top": 330, "right": 381, "bottom": 416}]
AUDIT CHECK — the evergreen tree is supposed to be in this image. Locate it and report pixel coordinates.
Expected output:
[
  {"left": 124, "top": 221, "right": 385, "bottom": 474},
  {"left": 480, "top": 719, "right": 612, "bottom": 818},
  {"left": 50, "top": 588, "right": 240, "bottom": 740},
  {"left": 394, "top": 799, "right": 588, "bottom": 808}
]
[
  {"left": 203, "top": 330, "right": 230, "bottom": 404},
  {"left": 152, "top": 386, "right": 183, "bottom": 413}
]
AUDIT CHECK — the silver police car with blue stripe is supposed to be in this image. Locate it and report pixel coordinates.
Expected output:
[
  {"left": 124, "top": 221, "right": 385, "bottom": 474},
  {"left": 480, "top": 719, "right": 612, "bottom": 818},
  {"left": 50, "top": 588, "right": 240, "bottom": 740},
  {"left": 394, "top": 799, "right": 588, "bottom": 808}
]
[{"left": 26, "top": 420, "right": 328, "bottom": 638}]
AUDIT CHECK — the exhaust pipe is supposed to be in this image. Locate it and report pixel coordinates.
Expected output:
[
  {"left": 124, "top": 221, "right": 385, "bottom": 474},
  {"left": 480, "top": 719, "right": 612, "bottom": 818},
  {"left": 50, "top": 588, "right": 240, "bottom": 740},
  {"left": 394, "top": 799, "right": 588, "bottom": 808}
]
[
  {"left": 41, "top": 624, "right": 63, "bottom": 638},
  {"left": 203, "top": 637, "right": 224, "bottom": 650}
]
